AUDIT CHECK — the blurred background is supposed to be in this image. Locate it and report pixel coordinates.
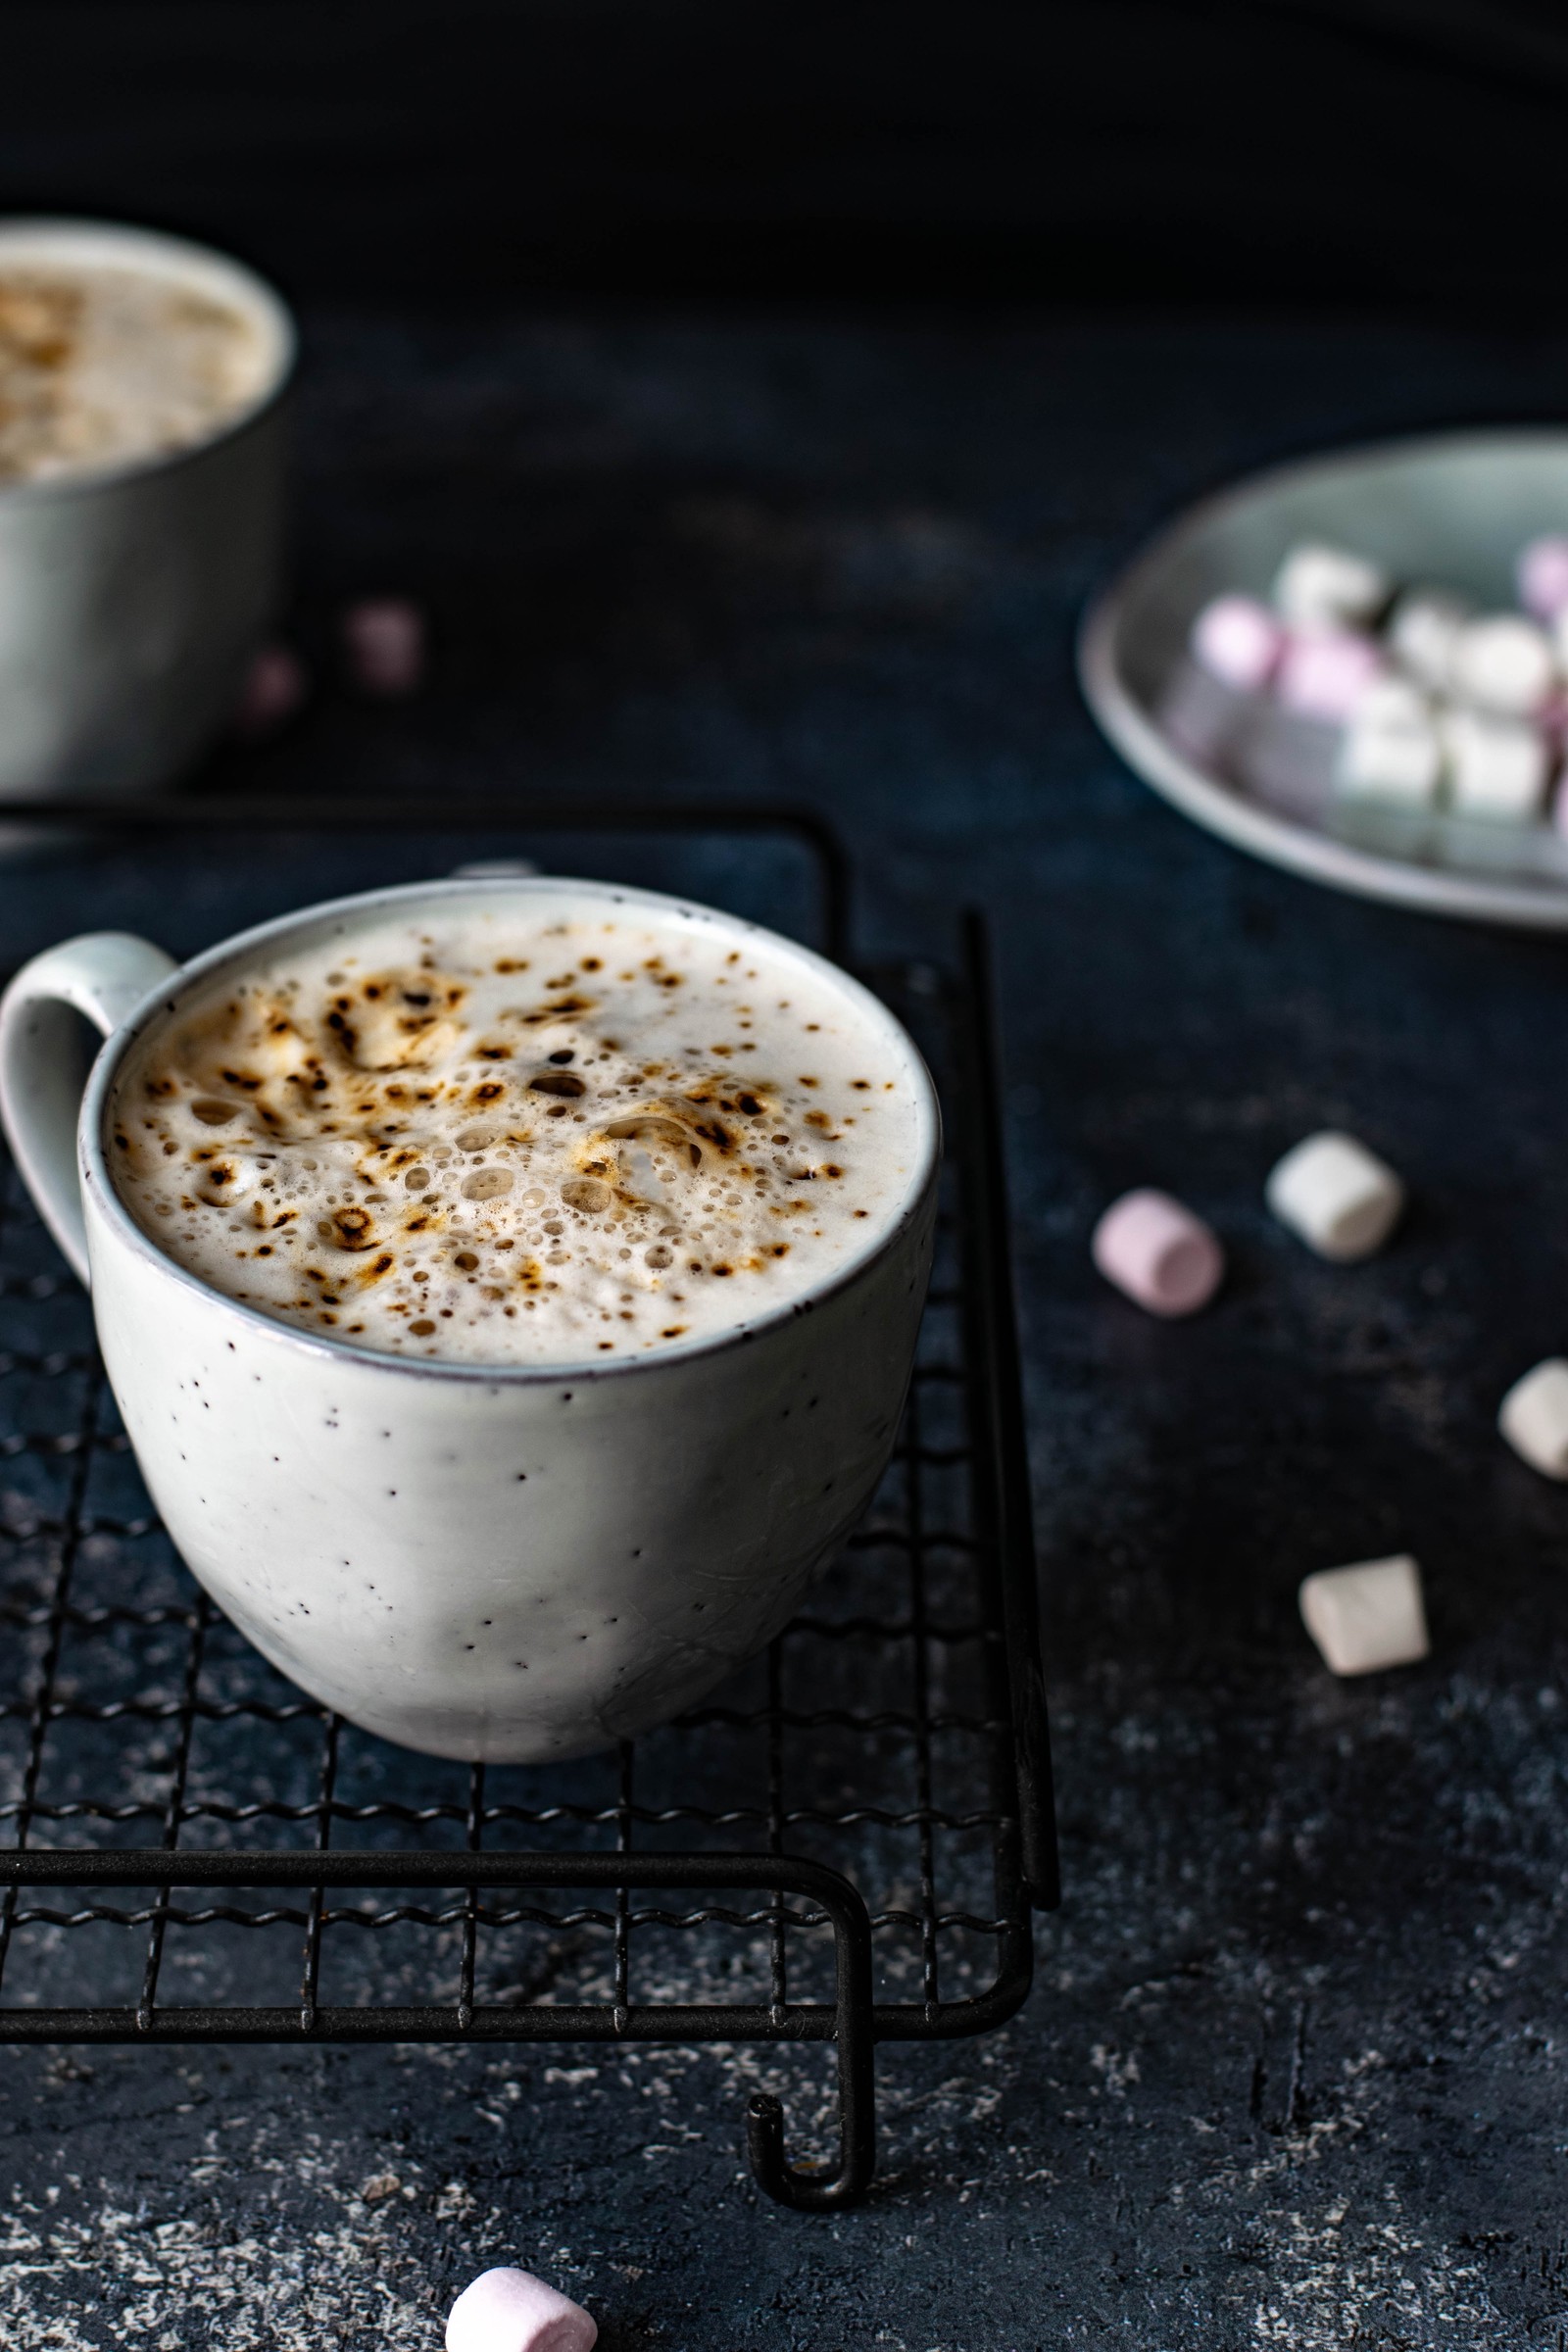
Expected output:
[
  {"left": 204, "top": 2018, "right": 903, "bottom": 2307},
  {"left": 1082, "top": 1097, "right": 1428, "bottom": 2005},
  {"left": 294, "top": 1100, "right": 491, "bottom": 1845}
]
[{"left": 4, "top": 0, "right": 1563, "bottom": 315}]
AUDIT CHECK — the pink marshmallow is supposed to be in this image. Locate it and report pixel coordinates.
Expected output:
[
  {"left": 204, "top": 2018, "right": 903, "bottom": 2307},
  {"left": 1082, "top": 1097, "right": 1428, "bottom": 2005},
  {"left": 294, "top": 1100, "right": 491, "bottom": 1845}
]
[
  {"left": 447, "top": 2268, "right": 597, "bottom": 2352},
  {"left": 1190, "top": 594, "right": 1283, "bottom": 692},
  {"left": 232, "top": 643, "right": 307, "bottom": 737},
  {"left": 343, "top": 596, "right": 426, "bottom": 695},
  {"left": 1517, "top": 536, "right": 1568, "bottom": 622},
  {"left": 1091, "top": 1188, "right": 1224, "bottom": 1319},
  {"left": 1274, "top": 630, "right": 1386, "bottom": 722}
]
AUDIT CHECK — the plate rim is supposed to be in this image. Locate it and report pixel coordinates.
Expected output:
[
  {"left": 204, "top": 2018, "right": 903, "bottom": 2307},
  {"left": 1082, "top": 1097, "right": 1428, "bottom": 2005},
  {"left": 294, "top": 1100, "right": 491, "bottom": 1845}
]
[{"left": 1077, "top": 424, "right": 1568, "bottom": 932}]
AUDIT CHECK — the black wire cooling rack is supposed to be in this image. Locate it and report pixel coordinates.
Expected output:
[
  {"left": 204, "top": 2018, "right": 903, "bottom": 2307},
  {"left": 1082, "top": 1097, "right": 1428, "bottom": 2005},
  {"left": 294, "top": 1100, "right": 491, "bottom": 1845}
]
[{"left": 0, "top": 800, "right": 1055, "bottom": 2210}]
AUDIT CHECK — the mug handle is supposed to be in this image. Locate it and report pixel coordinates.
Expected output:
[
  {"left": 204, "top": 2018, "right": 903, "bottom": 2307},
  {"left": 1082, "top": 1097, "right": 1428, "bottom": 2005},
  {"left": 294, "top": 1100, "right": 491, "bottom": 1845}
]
[{"left": 0, "top": 933, "right": 179, "bottom": 1289}]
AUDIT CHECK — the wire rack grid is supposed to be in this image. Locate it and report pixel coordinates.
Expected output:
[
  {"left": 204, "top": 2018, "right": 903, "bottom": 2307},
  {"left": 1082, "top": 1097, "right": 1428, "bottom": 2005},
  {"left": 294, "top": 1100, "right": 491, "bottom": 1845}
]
[{"left": 0, "top": 803, "right": 1055, "bottom": 2210}]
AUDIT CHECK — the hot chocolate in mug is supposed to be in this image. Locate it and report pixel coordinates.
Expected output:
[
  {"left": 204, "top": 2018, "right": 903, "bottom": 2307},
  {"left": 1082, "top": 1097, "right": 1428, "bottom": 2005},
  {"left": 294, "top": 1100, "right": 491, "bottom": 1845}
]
[{"left": 0, "top": 875, "right": 939, "bottom": 1759}]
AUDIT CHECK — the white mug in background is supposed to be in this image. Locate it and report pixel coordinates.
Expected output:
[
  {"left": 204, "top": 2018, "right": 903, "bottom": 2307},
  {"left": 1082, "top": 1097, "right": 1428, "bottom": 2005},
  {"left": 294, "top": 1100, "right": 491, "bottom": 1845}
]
[
  {"left": 0, "top": 218, "right": 295, "bottom": 802},
  {"left": 0, "top": 876, "right": 940, "bottom": 1761}
]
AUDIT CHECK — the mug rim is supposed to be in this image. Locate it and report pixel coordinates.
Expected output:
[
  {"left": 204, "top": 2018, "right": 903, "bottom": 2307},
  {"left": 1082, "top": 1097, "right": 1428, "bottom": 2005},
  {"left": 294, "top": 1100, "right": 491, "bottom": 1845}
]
[
  {"left": 80, "top": 872, "right": 943, "bottom": 1386},
  {"left": 0, "top": 214, "right": 297, "bottom": 507}
]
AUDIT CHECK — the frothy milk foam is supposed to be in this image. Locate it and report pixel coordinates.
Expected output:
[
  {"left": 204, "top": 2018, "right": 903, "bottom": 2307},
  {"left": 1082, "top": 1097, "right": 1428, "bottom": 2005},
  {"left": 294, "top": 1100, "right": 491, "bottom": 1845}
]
[
  {"left": 110, "top": 889, "right": 927, "bottom": 1364},
  {"left": 0, "top": 259, "right": 271, "bottom": 484}
]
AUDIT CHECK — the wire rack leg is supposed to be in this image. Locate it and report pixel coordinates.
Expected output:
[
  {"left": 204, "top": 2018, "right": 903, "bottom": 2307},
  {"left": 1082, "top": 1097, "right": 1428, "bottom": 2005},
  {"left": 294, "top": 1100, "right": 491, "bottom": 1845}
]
[{"left": 744, "top": 1869, "right": 877, "bottom": 2210}]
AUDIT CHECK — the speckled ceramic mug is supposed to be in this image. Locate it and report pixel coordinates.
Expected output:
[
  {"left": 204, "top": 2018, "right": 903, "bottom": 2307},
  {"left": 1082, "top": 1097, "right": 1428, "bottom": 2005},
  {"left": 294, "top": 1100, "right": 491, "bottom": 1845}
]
[
  {"left": 0, "top": 218, "right": 294, "bottom": 803},
  {"left": 0, "top": 876, "right": 940, "bottom": 1760}
]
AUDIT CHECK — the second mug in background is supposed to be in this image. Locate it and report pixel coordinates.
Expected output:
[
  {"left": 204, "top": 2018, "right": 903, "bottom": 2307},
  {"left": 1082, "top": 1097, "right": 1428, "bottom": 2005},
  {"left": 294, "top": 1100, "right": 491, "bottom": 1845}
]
[{"left": 0, "top": 217, "right": 295, "bottom": 803}]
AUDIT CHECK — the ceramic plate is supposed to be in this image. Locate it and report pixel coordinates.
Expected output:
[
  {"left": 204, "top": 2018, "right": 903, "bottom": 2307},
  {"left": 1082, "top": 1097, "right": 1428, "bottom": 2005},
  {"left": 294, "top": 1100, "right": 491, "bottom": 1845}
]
[{"left": 1077, "top": 428, "right": 1568, "bottom": 929}]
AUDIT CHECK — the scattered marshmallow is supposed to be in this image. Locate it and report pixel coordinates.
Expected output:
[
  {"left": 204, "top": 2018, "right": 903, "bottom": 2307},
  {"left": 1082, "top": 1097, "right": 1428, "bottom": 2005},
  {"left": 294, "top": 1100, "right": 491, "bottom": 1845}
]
[
  {"left": 1272, "top": 543, "right": 1389, "bottom": 632},
  {"left": 1299, "top": 1554, "right": 1430, "bottom": 1677},
  {"left": 447, "top": 2268, "right": 597, "bottom": 2352},
  {"left": 1443, "top": 707, "right": 1551, "bottom": 822},
  {"left": 1497, "top": 1357, "right": 1568, "bottom": 1480},
  {"left": 233, "top": 642, "right": 307, "bottom": 737},
  {"left": 1265, "top": 1130, "right": 1404, "bottom": 1262},
  {"left": 1517, "top": 535, "right": 1568, "bottom": 622},
  {"left": 1190, "top": 595, "right": 1284, "bottom": 692},
  {"left": 343, "top": 596, "right": 426, "bottom": 695},
  {"left": 1275, "top": 630, "right": 1385, "bottom": 722},
  {"left": 1091, "top": 1188, "right": 1224, "bottom": 1318},
  {"left": 1386, "top": 588, "right": 1470, "bottom": 691},
  {"left": 1446, "top": 613, "right": 1553, "bottom": 717}
]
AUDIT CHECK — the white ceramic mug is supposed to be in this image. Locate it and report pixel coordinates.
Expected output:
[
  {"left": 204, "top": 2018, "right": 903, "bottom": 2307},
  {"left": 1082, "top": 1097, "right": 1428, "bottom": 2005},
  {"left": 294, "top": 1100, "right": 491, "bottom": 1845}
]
[
  {"left": 0, "top": 218, "right": 295, "bottom": 802},
  {"left": 0, "top": 876, "right": 940, "bottom": 1760}
]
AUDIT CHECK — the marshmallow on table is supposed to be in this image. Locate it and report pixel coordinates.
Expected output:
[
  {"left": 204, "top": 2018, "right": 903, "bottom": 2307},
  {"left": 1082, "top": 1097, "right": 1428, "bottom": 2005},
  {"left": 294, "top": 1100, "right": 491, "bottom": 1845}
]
[
  {"left": 1266, "top": 1130, "right": 1404, "bottom": 1261},
  {"left": 1272, "top": 543, "right": 1390, "bottom": 632},
  {"left": 1336, "top": 675, "right": 1441, "bottom": 808},
  {"left": 1386, "top": 588, "right": 1470, "bottom": 692},
  {"left": 1443, "top": 707, "right": 1552, "bottom": 822},
  {"left": 343, "top": 596, "right": 426, "bottom": 695},
  {"left": 1446, "top": 613, "right": 1553, "bottom": 716},
  {"left": 1517, "top": 535, "right": 1568, "bottom": 622},
  {"left": 1498, "top": 1357, "right": 1568, "bottom": 1479},
  {"left": 1190, "top": 594, "right": 1284, "bottom": 692},
  {"left": 1274, "top": 630, "right": 1385, "bottom": 722},
  {"left": 1299, "top": 1554, "right": 1430, "bottom": 1677},
  {"left": 1091, "top": 1188, "right": 1224, "bottom": 1318},
  {"left": 233, "top": 643, "right": 307, "bottom": 737},
  {"left": 447, "top": 2268, "right": 597, "bottom": 2352}
]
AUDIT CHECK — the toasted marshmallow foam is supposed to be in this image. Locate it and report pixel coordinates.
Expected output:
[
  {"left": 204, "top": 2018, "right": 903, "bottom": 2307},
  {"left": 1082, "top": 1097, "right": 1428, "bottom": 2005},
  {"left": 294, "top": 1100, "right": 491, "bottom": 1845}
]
[{"left": 110, "top": 893, "right": 926, "bottom": 1364}]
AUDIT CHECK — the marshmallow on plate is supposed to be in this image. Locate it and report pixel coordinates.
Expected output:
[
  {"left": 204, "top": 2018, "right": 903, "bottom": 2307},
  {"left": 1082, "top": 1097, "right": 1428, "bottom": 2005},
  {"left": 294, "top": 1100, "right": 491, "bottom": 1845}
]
[
  {"left": 1447, "top": 613, "right": 1553, "bottom": 716},
  {"left": 1497, "top": 1357, "right": 1568, "bottom": 1480},
  {"left": 1190, "top": 595, "right": 1284, "bottom": 692},
  {"left": 1272, "top": 543, "right": 1389, "bottom": 632},
  {"left": 1275, "top": 630, "right": 1385, "bottom": 722},
  {"left": 1336, "top": 675, "right": 1441, "bottom": 807},
  {"left": 1298, "top": 1554, "right": 1430, "bottom": 1677},
  {"left": 1517, "top": 535, "right": 1568, "bottom": 622},
  {"left": 343, "top": 596, "right": 426, "bottom": 696},
  {"left": 1386, "top": 588, "right": 1470, "bottom": 691},
  {"left": 1091, "top": 1188, "right": 1224, "bottom": 1318},
  {"left": 447, "top": 2268, "right": 597, "bottom": 2352},
  {"left": 1442, "top": 708, "right": 1552, "bottom": 822},
  {"left": 1265, "top": 1130, "right": 1404, "bottom": 1261}
]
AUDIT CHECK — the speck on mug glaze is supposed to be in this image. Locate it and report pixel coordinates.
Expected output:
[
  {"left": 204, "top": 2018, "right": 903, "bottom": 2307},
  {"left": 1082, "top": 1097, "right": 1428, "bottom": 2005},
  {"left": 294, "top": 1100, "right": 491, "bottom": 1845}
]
[{"left": 5, "top": 875, "right": 940, "bottom": 1762}]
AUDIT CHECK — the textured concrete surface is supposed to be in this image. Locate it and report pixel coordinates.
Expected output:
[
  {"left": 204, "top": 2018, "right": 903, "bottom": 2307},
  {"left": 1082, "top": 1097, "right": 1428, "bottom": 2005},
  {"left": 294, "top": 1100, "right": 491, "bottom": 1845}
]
[{"left": 4, "top": 315, "right": 1568, "bottom": 2345}]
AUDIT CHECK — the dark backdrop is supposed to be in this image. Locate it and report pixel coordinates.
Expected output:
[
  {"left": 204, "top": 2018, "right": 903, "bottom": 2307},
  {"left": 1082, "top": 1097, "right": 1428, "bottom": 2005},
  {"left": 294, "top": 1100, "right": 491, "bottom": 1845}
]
[{"left": 3, "top": 0, "right": 1566, "bottom": 313}]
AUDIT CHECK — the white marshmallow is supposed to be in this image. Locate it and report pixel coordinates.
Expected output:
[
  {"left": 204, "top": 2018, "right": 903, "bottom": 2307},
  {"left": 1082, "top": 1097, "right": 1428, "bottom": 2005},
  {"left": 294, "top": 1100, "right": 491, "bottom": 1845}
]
[
  {"left": 1272, "top": 543, "right": 1389, "bottom": 632},
  {"left": 1447, "top": 613, "right": 1553, "bottom": 716},
  {"left": 1442, "top": 707, "right": 1551, "bottom": 822},
  {"left": 1350, "top": 675, "right": 1428, "bottom": 731},
  {"left": 1299, "top": 1554, "right": 1430, "bottom": 1677},
  {"left": 1337, "top": 708, "right": 1441, "bottom": 808},
  {"left": 447, "top": 2268, "right": 597, "bottom": 2352},
  {"left": 1265, "top": 1130, "right": 1404, "bottom": 1262},
  {"left": 1386, "top": 589, "right": 1470, "bottom": 691},
  {"left": 1497, "top": 1357, "right": 1568, "bottom": 1479}
]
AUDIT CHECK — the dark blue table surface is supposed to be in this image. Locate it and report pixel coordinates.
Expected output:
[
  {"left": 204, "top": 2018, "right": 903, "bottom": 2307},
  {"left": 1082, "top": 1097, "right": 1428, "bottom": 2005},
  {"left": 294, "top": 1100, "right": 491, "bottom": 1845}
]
[{"left": 5, "top": 311, "right": 1568, "bottom": 2349}]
